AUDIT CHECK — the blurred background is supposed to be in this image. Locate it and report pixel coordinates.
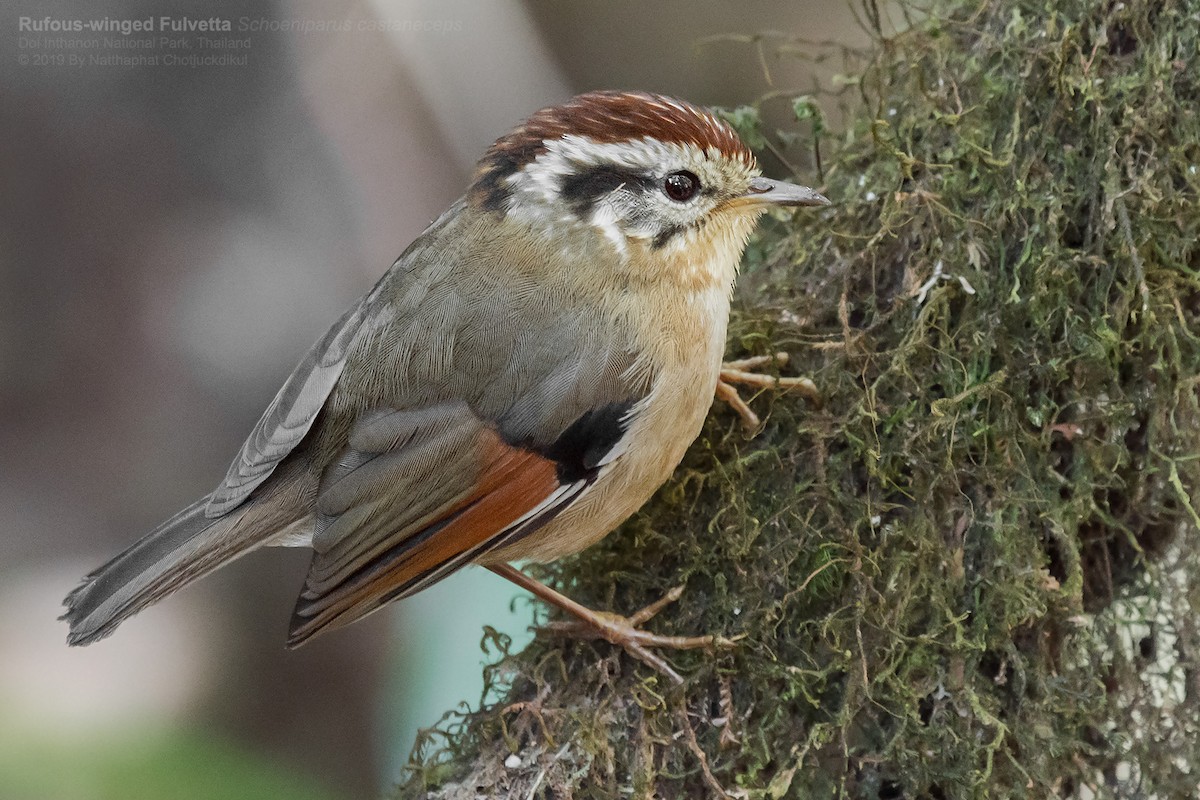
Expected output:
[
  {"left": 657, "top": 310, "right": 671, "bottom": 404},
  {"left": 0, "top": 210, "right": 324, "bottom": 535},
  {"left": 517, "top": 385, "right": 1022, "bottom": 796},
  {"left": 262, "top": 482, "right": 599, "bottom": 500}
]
[{"left": 0, "top": 1, "right": 862, "bottom": 797}]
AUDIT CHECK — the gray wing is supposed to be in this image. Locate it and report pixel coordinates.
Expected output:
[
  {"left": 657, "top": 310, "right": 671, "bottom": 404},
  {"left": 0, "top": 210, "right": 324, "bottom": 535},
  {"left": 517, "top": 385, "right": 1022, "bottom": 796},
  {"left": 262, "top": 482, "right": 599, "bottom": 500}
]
[
  {"left": 203, "top": 297, "right": 371, "bottom": 518},
  {"left": 63, "top": 292, "right": 373, "bottom": 642}
]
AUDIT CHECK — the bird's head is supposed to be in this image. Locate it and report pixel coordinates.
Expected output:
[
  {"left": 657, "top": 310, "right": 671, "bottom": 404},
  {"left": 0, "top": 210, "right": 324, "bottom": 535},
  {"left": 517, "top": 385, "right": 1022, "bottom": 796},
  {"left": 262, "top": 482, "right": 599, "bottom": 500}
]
[{"left": 468, "top": 91, "right": 828, "bottom": 290}]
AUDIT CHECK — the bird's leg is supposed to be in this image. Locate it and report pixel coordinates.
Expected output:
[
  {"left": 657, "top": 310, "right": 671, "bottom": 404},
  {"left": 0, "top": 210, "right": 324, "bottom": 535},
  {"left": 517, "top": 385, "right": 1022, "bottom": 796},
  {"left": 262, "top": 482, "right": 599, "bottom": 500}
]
[
  {"left": 717, "top": 351, "right": 821, "bottom": 429},
  {"left": 488, "top": 564, "right": 736, "bottom": 685}
]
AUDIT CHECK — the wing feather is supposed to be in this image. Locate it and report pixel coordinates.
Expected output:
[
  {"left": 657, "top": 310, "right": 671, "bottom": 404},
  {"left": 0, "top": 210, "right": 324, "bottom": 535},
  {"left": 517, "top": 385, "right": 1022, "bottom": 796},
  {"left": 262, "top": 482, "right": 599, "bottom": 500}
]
[
  {"left": 204, "top": 298, "right": 370, "bottom": 518},
  {"left": 285, "top": 399, "right": 622, "bottom": 646}
]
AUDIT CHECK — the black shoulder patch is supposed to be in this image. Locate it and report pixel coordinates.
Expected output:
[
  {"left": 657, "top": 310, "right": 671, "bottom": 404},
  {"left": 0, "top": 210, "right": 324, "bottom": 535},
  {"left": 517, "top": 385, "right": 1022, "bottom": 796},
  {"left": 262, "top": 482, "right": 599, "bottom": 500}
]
[{"left": 540, "top": 400, "right": 635, "bottom": 483}]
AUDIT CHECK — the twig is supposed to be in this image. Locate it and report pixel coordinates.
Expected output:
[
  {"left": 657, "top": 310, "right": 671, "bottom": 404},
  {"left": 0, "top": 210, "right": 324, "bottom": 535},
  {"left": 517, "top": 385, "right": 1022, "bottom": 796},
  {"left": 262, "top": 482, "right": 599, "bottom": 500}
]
[{"left": 674, "top": 699, "right": 731, "bottom": 798}]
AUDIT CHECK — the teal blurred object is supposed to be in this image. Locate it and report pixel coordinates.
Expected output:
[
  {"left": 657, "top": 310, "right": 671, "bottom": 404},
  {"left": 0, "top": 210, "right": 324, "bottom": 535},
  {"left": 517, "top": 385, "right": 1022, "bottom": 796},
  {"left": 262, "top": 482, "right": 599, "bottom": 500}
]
[
  {"left": 384, "top": 567, "right": 535, "bottom": 783},
  {"left": 0, "top": 724, "right": 346, "bottom": 800}
]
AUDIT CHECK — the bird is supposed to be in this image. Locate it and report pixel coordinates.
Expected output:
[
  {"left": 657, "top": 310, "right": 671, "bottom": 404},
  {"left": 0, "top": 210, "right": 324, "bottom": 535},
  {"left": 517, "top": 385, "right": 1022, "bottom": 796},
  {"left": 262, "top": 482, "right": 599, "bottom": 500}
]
[{"left": 62, "top": 90, "right": 829, "bottom": 682}]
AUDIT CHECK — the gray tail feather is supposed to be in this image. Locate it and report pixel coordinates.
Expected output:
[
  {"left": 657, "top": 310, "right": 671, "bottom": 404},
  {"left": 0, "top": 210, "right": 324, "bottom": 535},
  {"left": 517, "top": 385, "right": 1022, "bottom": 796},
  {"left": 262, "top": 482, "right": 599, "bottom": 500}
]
[{"left": 62, "top": 495, "right": 250, "bottom": 646}]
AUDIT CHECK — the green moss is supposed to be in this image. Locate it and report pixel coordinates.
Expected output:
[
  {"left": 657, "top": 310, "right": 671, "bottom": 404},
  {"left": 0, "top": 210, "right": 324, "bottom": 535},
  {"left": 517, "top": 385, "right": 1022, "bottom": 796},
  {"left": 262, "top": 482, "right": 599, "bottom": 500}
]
[{"left": 397, "top": 0, "right": 1200, "bottom": 796}]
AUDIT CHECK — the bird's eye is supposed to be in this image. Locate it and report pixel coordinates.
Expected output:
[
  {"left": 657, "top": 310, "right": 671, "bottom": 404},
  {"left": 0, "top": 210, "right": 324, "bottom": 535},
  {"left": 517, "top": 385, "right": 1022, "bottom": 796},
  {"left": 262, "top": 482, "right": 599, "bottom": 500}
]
[{"left": 662, "top": 170, "right": 699, "bottom": 202}]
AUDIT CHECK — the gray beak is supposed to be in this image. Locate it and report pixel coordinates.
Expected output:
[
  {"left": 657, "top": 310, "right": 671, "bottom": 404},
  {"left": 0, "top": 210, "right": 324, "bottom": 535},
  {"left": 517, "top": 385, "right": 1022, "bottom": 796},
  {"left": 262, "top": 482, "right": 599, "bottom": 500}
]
[{"left": 743, "top": 177, "right": 830, "bottom": 207}]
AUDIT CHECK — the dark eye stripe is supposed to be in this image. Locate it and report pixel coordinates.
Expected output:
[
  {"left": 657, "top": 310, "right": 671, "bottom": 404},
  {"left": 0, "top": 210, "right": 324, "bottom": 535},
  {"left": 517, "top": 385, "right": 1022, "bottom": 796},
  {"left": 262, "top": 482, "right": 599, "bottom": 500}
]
[{"left": 559, "top": 166, "right": 653, "bottom": 217}]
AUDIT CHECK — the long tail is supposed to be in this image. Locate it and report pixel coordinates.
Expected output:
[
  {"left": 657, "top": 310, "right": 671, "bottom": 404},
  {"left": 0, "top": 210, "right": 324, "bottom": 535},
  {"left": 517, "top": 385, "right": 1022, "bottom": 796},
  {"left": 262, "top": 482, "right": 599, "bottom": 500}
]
[{"left": 62, "top": 495, "right": 255, "bottom": 646}]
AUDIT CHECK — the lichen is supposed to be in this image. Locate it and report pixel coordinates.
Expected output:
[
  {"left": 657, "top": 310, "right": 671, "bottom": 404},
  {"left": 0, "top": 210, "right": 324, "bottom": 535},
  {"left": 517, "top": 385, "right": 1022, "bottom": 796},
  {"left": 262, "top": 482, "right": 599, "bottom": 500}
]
[{"left": 395, "top": 0, "right": 1200, "bottom": 796}]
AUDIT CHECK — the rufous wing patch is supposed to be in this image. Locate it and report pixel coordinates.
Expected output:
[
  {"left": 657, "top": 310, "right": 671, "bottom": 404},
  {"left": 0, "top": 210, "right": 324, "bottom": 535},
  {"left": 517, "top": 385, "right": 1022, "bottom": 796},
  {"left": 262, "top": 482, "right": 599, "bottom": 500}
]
[{"left": 287, "top": 426, "right": 560, "bottom": 646}]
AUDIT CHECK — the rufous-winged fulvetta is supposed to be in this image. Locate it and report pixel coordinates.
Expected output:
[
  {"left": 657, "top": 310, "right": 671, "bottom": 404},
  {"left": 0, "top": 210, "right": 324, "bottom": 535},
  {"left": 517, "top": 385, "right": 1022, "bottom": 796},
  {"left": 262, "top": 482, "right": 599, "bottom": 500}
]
[{"left": 62, "top": 91, "right": 829, "bottom": 683}]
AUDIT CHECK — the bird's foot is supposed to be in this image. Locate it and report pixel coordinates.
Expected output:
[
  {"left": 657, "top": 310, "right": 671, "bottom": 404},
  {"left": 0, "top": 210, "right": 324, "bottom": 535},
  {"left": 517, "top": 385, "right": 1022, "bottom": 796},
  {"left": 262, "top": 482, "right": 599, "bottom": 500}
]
[
  {"left": 487, "top": 564, "right": 736, "bottom": 685},
  {"left": 716, "top": 352, "right": 820, "bottom": 429},
  {"left": 539, "top": 586, "right": 740, "bottom": 684}
]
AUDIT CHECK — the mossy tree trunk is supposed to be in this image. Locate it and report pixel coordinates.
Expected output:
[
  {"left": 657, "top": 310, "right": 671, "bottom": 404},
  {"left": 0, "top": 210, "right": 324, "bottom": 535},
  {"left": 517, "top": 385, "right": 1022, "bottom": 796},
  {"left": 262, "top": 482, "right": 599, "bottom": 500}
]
[{"left": 396, "top": 0, "right": 1200, "bottom": 797}]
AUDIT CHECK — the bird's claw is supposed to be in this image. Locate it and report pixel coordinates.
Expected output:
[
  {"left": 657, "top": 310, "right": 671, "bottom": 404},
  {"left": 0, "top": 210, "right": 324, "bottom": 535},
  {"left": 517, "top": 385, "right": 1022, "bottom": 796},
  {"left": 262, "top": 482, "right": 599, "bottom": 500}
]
[
  {"left": 717, "top": 351, "right": 821, "bottom": 429},
  {"left": 537, "top": 586, "right": 739, "bottom": 685}
]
